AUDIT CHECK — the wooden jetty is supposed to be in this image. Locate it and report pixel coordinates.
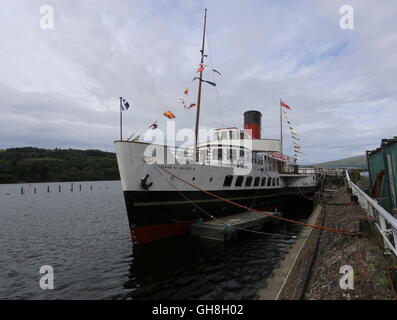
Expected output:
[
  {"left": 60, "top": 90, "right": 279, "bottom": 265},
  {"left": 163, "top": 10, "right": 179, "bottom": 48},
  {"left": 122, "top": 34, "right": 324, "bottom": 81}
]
[{"left": 190, "top": 211, "right": 282, "bottom": 241}]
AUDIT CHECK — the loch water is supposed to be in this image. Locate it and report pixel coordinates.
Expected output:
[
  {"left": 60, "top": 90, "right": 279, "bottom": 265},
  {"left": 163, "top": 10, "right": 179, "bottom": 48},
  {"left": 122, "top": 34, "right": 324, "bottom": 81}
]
[{"left": 0, "top": 181, "right": 312, "bottom": 299}]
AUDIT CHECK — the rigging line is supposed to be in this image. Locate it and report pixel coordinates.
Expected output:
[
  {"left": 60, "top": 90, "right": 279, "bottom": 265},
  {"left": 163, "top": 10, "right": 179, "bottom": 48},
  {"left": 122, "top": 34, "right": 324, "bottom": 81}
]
[
  {"left": 154, "top": 163, "right": 346, "bottom": 240},
  {"left": 154, "top": 164, "right": 306, "bottom": 240},
  {"left": 153, "top": 162, "right": 360, "bottom": 236},
  {"left": 248, "top": 165, "right": 265, "bottom": 208},
  {"left": 152, "top": 164, "right": 215, "bottom": 220},
  {"left": 124, "top": 191, "right": 179, "bottom": 223},
  {"left": 205, "top": 24, "right": 226, "bottom": 127}
]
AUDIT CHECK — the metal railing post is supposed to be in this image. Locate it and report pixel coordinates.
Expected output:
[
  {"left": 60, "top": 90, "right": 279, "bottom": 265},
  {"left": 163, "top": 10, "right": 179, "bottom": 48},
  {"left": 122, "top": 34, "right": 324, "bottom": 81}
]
[{"left": 345, "top": 170, "right": 397, "bottom": 256}]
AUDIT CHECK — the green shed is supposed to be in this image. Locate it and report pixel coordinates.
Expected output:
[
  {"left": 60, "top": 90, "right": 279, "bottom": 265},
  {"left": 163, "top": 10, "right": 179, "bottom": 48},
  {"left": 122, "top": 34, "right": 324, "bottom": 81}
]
[{"left": 367, "top": 137, "right": 397, "bottom": 215}]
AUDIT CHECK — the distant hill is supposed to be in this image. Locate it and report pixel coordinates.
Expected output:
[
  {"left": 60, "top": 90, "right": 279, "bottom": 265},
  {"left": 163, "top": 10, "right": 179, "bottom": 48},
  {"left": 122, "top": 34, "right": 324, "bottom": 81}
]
[
  {"left": 312, "top": 155, "right": 367, "bottom": 169},
  {"left": 0, "top": 147, "right": 120, "bottom": 183}
]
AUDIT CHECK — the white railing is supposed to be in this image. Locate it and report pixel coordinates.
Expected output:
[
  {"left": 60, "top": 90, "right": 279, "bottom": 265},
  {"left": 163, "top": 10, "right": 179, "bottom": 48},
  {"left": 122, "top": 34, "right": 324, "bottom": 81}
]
[
  {"left": 346, "top": 170, "right": 397, "bottom": 256},
  {"left": 320, "top": 168, "right": 347, "bottom": 177}
]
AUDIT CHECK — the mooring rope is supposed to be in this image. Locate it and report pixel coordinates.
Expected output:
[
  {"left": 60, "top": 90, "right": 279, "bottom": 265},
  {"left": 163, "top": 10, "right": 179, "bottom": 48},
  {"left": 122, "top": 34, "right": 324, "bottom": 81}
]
[{"left": 153, "top": 163, "right": 361, "bottom": 237}]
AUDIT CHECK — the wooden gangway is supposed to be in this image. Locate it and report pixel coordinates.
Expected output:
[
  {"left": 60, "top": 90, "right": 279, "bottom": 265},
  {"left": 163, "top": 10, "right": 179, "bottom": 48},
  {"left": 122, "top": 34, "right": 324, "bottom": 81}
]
[{"left": 190, "top": 211, "right": 282, "bottom": 241}]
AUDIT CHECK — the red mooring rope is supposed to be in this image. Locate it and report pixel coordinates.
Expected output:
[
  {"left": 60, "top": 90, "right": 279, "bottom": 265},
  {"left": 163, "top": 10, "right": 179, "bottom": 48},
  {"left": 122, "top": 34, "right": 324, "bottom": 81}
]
[{"left": 154, "top": 163, "right": 360, "bottom": 237}]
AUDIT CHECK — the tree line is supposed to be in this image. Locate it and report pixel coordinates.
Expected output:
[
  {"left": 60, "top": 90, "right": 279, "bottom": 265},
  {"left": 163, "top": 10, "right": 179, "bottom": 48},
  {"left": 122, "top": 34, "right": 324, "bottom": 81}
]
[{"left": 0, "top": 147, "right": 120, "bottom": 183}]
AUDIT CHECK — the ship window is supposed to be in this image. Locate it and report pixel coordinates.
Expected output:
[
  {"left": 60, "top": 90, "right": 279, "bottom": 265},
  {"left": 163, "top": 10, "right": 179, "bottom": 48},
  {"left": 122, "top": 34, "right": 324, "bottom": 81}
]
[
  {"left": 277, "top": 178, "right": 280, "bottom": 185},
  {"left": 240, "top": 147, "right": 245, "bottom": 157},
  {"left": 201, "top": 150, "right": 207, "bottom": 162},
  {"left": 245, "top": 176, "right": 253, "bottom": 186},
  {"left": 229, "top": 130, "right": 233, "bottom": 139},
  {"left": 213, "top": 149, "right": 217, "bottom": 160},
  {"left": 235, "top": 176, "right": 244, "bottom": 187},
  {"left": 240, "top": 132, "right": 244, "bottom": 139},
  {"left": 254, "top": 177, "right": 260, "bottom": 186},
  {"left": 231, "top": 149, "right": 236, "bottom": 160},
  {"left": 261, "top": 177, "right": 267, "bottom": 186},
  {"left": 223, "top": 175, "right": 233, "bottom": 187},
  {"left": 272, "top": 178, "right": 275, "bottom": 186},
  {"left": 218, "top": 148, "right": 223, "bottom": 160},
  {"left": 226, "top": 148, "right": 232, "bottom": 160},
  {"left": 267, "top": 178, "right": 272, "bottom": 187},
  {"left": 221, "top": 131, "right": 227, "bottom": 140}
]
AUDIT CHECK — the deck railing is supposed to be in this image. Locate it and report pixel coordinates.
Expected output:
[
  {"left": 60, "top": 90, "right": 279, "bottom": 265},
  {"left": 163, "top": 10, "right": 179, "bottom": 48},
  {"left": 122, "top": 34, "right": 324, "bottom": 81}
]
[{"left": 346, "top": 170, "right": 397, "bottom": 256}]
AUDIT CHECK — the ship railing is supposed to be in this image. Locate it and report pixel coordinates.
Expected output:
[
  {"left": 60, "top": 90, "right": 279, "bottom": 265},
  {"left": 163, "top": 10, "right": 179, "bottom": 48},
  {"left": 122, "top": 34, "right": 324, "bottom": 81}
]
[
  {"left": 346, "top": 170, "right": 397, "bottom": 257},
  {"left": 165, "top": 146, "right": 249, "bottom": 169},
  {"left": 298, "top": 167, "right": 319, "bottom": 175},
  {"left": 319, "top": 168, "right": 347, "bottom": 177}
]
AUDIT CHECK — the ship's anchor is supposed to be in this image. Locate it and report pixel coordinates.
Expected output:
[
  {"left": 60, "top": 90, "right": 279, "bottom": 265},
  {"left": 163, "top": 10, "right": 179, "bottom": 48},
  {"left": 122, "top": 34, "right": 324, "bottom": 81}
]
[{"left": 140, "top": 174, "right": 153, "bottom": 190}]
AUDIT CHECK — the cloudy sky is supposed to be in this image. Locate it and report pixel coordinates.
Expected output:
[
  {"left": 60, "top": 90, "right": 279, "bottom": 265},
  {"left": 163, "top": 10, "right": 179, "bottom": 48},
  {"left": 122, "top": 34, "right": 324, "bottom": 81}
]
[{"left": 0, "top": 0, "right": 396, "bottom": 163}]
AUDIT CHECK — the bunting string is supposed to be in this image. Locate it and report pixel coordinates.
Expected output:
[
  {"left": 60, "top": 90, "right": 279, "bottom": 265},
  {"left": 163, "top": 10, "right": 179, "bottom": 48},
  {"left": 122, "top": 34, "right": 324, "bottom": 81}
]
[{"left": 280, "top": 98, "right": 303, "bottom": 160}]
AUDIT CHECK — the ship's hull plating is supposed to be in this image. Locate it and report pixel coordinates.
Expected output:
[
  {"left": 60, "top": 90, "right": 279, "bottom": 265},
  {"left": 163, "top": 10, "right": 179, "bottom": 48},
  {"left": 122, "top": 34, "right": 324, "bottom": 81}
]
[
  {"left": 115, "top": 141, "right": 319, "bottom": 244},
  {"left": 123, "top": 188, "right": 283, "bottom": 244}
]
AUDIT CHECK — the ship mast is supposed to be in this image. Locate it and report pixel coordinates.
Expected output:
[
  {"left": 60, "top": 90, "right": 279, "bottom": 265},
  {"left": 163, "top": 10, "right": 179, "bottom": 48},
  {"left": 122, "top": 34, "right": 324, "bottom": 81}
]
[{"left": 194, "top": 8, "right": 207, "bottom": 162}]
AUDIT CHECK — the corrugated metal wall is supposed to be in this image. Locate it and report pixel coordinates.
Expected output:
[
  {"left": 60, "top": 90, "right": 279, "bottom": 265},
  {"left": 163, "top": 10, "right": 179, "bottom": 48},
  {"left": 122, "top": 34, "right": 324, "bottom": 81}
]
[
  {"left": 384, "top": 143, "right": 397, "bottom": 213},
  {"left": 367, "top": 140, "right": 397, "bottom": 215}
]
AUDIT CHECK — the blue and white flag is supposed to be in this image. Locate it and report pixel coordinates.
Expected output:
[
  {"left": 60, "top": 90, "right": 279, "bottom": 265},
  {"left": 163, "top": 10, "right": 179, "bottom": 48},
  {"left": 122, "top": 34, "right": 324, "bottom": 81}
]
[{"left": 121, "top": 98, "right": 130, "bottom": 111}]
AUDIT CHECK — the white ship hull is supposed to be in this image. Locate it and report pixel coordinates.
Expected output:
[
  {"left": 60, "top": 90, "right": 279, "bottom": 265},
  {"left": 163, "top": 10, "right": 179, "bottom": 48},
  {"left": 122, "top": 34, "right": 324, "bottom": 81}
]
[{"left": 115, "top": 141, "right": 318, "bottom": 244}]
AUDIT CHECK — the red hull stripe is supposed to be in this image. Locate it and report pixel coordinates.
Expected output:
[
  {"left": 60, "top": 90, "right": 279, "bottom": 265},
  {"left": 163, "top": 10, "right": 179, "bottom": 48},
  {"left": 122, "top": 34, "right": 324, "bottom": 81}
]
[{"left": 132, "top": 220, "right": 197, "bottom": 244}]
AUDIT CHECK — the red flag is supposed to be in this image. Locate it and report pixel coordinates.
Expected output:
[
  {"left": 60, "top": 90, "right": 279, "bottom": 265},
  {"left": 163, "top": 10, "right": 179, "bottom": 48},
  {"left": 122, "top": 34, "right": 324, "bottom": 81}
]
[
  {"left": 187, "top": 103, "right": 196, "bottom": 109},
  {"left": 184, "top": 88, "right": 189, "bottom": 95},
  {"left": 196, "top": 64, "right": 207, "bottom": 73},
  {"left": 163, "top": 111, "right": 176, "bottom": 119},
  {"left": 280, "top": 99, "right": 291, "bottom": 110}
]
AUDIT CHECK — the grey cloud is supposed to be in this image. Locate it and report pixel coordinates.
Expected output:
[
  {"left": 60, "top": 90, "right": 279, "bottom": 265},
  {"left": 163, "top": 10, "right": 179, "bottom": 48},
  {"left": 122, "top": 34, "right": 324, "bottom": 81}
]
[{"left": 0, "top": 0, "right": 396, "bottom": 164}]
